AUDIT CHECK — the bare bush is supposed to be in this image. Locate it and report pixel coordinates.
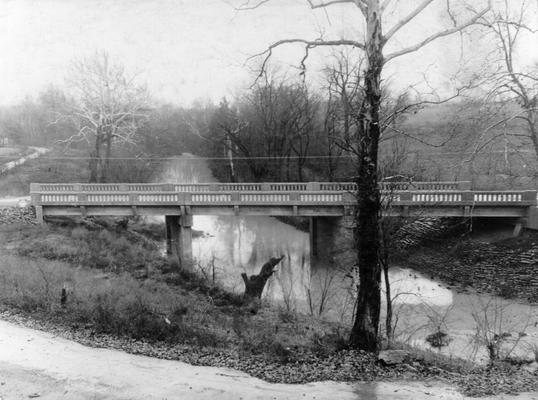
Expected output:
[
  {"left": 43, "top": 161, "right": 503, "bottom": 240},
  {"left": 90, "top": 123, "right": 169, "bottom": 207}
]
[{"left": 469, "top": 297, "right": 532, "bottom": 363}]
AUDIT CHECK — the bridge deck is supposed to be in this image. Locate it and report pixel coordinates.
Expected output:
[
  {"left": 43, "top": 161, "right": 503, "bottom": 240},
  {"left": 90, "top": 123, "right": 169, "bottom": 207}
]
[{"left": 30, "top": 182, "right": 537, "bottom": 220}]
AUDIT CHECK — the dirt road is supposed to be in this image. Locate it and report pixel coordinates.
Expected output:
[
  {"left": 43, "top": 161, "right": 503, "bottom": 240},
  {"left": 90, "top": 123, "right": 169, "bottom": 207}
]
[{"left": 0, "top": 319, "right": 537, "bottom": 400}]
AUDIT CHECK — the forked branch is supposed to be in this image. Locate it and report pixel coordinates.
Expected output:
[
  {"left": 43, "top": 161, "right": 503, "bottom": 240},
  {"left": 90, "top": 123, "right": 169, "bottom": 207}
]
[
  {"left": 384, "top": 0, "right": 435, "bottom": 41},
  {"left": 384, "top": 0, "right": 492, "bottom": 63},
  {"left": 306, "top": 0, "right": 360, "bottom": 9},
  {"left": 251, "top": 38, "right": 365, "bottom": 80}
]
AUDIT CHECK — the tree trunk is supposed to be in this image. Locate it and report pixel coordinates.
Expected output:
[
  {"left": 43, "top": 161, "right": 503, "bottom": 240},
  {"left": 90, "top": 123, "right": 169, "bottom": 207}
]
[
  {"left": 225, "top": 135, "right": 236, "bottom": 182},
  {"left": 383, "top": 259, "right": 393, "bottom": 344},
  {"left": 89, "top": 134, "right": 102, "bottom": 183},
  {"left": 241, "top": 256, "right": 284, "bottom": 300},
  {"left": 348, "top": 3, "right": 383, "bottom": 352},
  {"left": 525, "top": 110, "right": 538, "bottom": 160},
  {"left": 101, "top": 132, "right": 112, "bottom": 183},
  {"left": 89, "top": 151, "right": 98, "bottom": 183}
]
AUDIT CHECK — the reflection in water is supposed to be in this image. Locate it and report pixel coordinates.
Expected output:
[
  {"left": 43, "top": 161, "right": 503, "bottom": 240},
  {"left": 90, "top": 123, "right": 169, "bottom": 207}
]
[
  {"left": 192, "top": 215, "right": 311, "bottom": 304},
  {"left": 386, "top": 268, "right": 453, "bottom": 307},
  {"left": 191, "top": 215, "right": 454, "bottom": 311}
]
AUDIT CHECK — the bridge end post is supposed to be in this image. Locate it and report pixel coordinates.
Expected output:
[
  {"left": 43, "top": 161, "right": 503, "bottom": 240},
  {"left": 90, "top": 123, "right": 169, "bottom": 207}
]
[{"left": 30, "top": 183, "right": 44, "bottom": 224}]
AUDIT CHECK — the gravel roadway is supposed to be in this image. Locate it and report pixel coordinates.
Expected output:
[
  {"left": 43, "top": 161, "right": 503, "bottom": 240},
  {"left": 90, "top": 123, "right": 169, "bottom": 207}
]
[{"left": 0, "top": 319, "right": 536, "bottom": 400}]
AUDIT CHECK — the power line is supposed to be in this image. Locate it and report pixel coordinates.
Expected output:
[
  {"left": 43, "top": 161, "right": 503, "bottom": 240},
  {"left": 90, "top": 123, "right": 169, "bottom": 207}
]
[
  {"left": 0, "top": 150, "right": 533, "bottom": 161},
  {"left": 0, "top": 155, "right": 358, "bottom": 161}
]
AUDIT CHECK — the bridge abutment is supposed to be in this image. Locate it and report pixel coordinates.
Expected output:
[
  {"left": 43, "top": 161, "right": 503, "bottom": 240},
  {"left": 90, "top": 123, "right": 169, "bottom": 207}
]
[
  {"left": 35, "top": 205, "right": 43, "bottom": 223},
  {"left": 165, "top": 214, "right": 193, "bottom": 271},
  {"left": 526, "top": 207, "right": 538, "bottom": 230}
]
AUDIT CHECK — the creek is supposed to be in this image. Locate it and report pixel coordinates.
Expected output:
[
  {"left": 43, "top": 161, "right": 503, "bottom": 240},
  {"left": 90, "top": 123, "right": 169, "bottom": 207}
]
[{"left": 160, "top": 155, "right": 538, "bottom": 365}]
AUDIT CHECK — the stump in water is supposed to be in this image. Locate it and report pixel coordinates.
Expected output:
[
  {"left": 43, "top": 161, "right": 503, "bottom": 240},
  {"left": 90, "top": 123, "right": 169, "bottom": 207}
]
[{"left": 241, "top": 256, "right": 284, "bottom": 300}]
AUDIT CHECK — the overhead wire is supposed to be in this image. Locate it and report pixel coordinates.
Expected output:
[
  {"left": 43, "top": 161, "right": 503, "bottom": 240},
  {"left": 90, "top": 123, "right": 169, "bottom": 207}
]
[
  {"left": 0, "top": 149, "right": 532, "bottom": 161},
  {"left": 0, "top": 154, "right": 357, "bottom": 160}
]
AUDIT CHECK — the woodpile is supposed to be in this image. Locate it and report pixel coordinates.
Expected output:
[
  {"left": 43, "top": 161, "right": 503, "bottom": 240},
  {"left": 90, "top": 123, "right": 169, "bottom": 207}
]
[
  {"left": 393, "top": 217, "right": 461, "bottom": 249},
  {"left": 393, "top": 217, "right": 538, "bottom": 301}
]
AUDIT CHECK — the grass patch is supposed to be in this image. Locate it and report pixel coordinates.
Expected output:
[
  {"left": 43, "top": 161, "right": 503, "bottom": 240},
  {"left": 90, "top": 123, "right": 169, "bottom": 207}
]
[
  {"left": 0, "top": 222, "right": 341, "bottom": 357},
  {"left": 0, "top": 148, "right": 89, "bottom": 197},
  {"left": 0, "top": 254, "right": 224, "bottom": 345},
  {"left": 12, "top": 222, "right": 161, "bottom": 272}
]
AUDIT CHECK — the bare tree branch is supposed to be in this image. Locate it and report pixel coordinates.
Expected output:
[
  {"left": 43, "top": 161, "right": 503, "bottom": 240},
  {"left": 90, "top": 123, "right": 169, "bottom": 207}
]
[
  {"left": 384, "top": 126, "right": 452, "bottom": 148},
  {"left": 384, "top": 0, "right": 492, "bottom": 63},
  {"left": 306, "top": 0, "right": 358, "bottom": 9},
  {"left": 235, "top": 0, "right": 270, "bottom": 10},
  {"left": 250, "top": 38, "right": 365, "bottom": 81},
  {"left": 380, "top": 0, "right": 393, "bottom": 12},
  {"left": 384, "top": 0, "right": 435, "bottom": 41}
]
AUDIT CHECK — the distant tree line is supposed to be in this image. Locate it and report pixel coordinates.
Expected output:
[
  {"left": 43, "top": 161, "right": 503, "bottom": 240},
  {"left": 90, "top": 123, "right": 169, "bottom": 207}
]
[{"left": 0, "top": 46, "right": 536, "bottom": 187}]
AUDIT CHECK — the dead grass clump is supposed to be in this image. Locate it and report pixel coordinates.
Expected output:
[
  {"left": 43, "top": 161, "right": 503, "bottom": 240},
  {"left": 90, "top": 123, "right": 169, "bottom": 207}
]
[{"left": 0, "top": 255, "right": 224, "bottom": 345}]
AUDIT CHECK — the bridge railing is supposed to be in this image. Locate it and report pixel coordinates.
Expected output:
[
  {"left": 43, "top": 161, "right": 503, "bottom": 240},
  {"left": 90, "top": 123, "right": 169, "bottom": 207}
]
[
  {"left": 394, "top": 190, "right": 537, "bottom": 206},
  {"left": 31, "top": 181, "right": 472, "bottom": 194},
  {"left": 30, "top": 183, "right": 536, "bottom": 208}
]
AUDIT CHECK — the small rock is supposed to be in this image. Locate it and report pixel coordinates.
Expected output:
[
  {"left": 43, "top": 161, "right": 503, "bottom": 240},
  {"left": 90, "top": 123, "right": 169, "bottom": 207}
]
[
  {"left": 401, "top": 364, "right": 418, "bottom": 373},
  {"left": 425, "top": 331, "right": 451, "bottom": 348},
  {"left": 523, "top": 362, "right": 538, "bottom": 374},
  {"left": 378, "top": 350, "right": 409, "bottom": 366}
]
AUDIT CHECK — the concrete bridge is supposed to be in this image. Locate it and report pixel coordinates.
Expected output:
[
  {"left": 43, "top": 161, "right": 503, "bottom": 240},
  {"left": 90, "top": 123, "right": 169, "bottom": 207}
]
[{"left": 30, "top": 181, "right": 538, "bottom": 269}]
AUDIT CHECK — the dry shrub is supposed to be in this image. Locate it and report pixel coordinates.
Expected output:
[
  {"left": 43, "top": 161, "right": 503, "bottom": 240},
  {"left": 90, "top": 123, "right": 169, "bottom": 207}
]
[{"left": 0, "top": 255, "right": 222, "bottom": 345}]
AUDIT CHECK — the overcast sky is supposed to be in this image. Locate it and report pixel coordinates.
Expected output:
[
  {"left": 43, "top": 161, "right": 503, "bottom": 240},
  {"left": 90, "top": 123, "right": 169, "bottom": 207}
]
[{"left": 1, "top": 0, "right": 536, "bottom": 106}]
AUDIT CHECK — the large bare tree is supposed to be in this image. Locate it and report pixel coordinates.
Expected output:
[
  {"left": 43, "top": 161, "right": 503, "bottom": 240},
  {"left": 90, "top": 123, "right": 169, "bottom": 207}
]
[
  {"left": 64, "top": 52, "right": 150, "bottom": 182},
  {"left": 239, "top": 0, "right": 491, "bottom": 351},
  {"left": 476, "top": 0, "right": 538, "bottom": 159},
  {"left": 210, "top": 75, "right": 321, "bottom": 181}
]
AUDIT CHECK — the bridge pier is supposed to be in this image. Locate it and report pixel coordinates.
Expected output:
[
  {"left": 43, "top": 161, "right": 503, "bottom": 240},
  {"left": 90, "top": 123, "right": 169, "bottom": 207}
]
[
  {"left": 165, "top": 214, "right": 193, "bottom": 271},
  {"left": 310, "top": 216, "right": 355, "bottom": 269},
  {"left": 309, "top": 217, "right": 318, "bottom": 260},
  {"left": 526, "top": 207, "right": 538, "bottom": 230},
  {"left": 513, "top": 218, "right": 525, "bottom": 237}
]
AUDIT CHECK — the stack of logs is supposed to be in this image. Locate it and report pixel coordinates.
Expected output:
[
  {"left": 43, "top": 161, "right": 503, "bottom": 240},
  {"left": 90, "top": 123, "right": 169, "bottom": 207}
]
[
  {"left": 454, "top": 241, "right": 538, "bottom": 301},
  {"left": 393, "top": 217, "right": 461, "bottom": 249}
]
